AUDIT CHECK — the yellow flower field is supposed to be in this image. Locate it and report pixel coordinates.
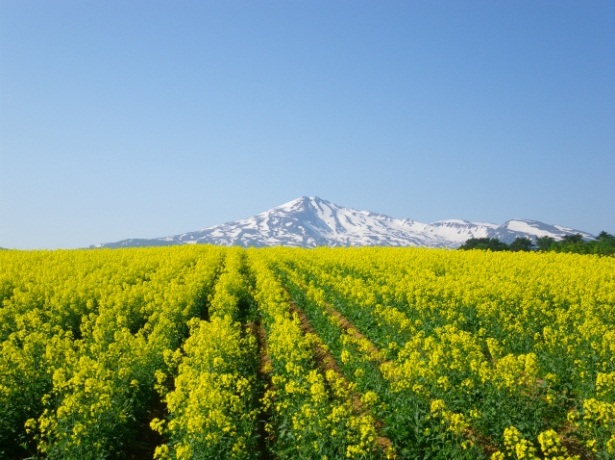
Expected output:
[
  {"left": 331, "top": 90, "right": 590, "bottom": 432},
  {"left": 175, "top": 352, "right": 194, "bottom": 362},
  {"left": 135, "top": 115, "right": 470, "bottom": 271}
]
[{"left": 1, "top": 246, "right": 613, "bottom": 459}]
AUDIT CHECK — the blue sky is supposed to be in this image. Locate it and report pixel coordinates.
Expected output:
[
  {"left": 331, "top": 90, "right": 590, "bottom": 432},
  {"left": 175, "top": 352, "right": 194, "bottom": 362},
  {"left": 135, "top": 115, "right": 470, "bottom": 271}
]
[{"left": 1, "top": 1, "right": 614, "bottom": 249}]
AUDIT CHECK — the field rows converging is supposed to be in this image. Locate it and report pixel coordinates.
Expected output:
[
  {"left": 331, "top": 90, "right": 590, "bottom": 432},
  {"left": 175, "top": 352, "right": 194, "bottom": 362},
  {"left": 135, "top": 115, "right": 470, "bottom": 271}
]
[{"left": 1, "top": 246, "right": 614, "bottom": 459}]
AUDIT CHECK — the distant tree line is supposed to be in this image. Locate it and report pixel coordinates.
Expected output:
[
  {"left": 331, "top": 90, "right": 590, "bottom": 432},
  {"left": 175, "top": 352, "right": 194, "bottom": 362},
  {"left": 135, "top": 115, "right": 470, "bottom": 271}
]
[{"left": 459, "top": 231, "right": 615, "bottom": 256}]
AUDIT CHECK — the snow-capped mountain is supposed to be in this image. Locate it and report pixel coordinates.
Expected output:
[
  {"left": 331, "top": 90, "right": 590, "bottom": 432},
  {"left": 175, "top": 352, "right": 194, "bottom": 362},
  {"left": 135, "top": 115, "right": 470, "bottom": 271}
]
[{"left": 94, "top": 196, "right": 593, "bottom": 249}]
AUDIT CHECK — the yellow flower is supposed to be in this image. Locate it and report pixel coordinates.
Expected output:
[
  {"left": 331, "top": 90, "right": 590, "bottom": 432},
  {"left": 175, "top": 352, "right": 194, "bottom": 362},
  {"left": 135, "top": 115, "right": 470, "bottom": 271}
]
[
  {"left": 150, "top": 417, "right": 165, "bottom": 434},
  {"left": 360, "top": 391, "right": 378, "bottom": 407},
  {"left": 175, "top": 443, "right": 192, "bottom": 460},
  {"left": 430, "top": 399, "right": 446, "bottom": 414}
]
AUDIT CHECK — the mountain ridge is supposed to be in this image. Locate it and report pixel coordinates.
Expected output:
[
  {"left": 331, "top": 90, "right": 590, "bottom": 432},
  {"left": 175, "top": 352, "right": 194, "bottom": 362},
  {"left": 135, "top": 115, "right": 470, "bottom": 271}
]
[{"left": 93, "top": 196, "right": 594, "bottom": 249}]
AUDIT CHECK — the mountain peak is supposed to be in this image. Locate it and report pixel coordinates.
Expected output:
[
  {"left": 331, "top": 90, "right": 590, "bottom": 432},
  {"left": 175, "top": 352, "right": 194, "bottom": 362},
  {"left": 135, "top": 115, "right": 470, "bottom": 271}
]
[
  {"left": 94, "top": 197, "right": 594, "bottom": 248},
  {"left": 279, "top": 195, "right": 329, "bottom": 209}
]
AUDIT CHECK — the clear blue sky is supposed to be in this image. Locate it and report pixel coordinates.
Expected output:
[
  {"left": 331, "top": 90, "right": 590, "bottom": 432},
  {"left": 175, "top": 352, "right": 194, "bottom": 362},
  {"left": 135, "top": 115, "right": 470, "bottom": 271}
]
[{"left": 1, "top": 1, "right": 614, "bottom": 249}]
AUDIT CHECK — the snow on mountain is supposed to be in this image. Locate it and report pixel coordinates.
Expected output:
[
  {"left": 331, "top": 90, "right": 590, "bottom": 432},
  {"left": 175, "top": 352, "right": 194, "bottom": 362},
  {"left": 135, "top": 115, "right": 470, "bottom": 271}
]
[
  {"left": 94, "top": 196, "right": 594, "bottom": 249},
  {"left": 491, "top": 219, "right": 593, "bottom": 244}
]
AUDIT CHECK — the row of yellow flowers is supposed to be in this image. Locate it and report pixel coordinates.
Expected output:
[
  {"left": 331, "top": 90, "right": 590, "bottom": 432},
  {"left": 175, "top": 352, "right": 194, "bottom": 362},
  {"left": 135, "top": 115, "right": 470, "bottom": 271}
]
[
  {"left": 151, "top": 247, "right": 260, "bottom": 459},
  {"left": 249, "top": 250, "right": 384, "bottom": 459}
]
